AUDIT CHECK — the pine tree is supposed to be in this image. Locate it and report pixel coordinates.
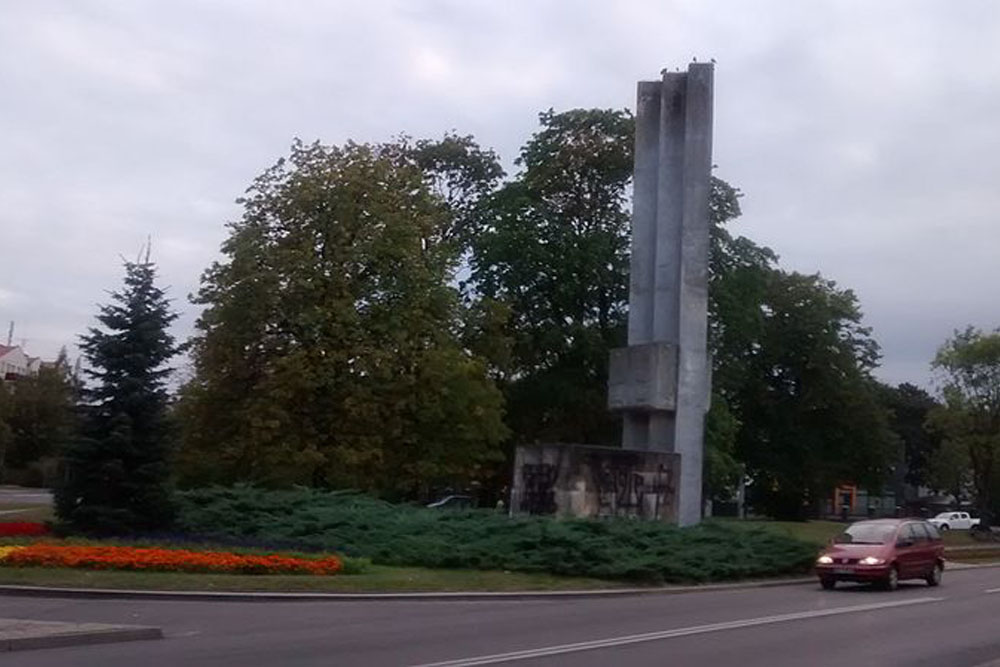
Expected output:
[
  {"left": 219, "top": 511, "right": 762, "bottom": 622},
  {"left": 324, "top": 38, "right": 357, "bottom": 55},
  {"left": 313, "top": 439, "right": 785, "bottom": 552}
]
[{"left": 55, "top": 253, "right": 178, "bottom": 533}]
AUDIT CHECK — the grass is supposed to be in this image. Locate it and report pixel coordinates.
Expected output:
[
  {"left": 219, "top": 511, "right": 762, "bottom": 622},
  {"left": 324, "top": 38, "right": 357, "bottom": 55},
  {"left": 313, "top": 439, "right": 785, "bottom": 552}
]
[
  {"left": 716, "top": 517, "right": 991, "bottom": 557},
  {"left": 942, "top": 546, "right": 1000, "bottom": 564},
  {"left": 0, "top": 565, "right": 626, "bottom": 593},
  {"left": 715, "top": 519, "right": 844, "bottom": 546}
]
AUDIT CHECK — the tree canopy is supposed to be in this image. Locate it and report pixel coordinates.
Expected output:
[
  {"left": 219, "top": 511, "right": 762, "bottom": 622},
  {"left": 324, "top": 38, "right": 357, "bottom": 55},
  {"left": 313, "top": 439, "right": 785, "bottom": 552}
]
[
  {"left": 177, "top": 139, "right": 507, "bottom": 497},
  {"left": 928, "top": 327, "right": 1000, "bottom": 522},
  {"left": 469, "top": 109, "right": 633, "bottom": 447},
  {"left": 161, "top": 108, "right": 901, "bottom": 518},
  {"left": 733, "top": 272, "right": 896, "bottom": 519},
  {"left": 3, "top": 350, "right": 76, "bottom": 472}
]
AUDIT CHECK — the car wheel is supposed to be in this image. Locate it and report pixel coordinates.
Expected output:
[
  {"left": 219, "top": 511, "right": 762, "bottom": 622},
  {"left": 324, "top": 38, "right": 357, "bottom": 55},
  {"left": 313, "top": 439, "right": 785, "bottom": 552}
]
[
  {"left": 883, "top": 565, "right": 899, "bottom": 591},
  {"left": 820, "top": 577, "right": 836, "bottom": 590},
  {"left": 926, "top": 562, "right": 943, "bottom": 587},
  {"left": 940, "top": 524, "right": 950, "bottom": 531}
]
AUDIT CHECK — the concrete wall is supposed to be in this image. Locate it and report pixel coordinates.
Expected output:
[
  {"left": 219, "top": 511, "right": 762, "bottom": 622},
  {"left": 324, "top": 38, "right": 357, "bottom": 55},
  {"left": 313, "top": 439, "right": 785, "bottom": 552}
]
[{"left": 511, "top": 444, "right": 679, "bottom": 522}]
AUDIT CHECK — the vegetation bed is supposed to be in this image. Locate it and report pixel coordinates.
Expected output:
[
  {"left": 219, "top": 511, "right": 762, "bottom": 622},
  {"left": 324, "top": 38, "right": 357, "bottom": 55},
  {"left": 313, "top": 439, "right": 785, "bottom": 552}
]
[{"left": 173, "top": 487, "right": 818, "bottom": 583}]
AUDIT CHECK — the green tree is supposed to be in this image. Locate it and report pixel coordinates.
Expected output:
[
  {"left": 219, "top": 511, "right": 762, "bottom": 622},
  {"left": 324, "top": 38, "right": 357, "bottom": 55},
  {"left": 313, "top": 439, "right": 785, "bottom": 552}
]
[
  {"left": 926, "top": 437, "right": 971, "bottom": 508},
  {"left": 469, "top": 108, "right": 633, "bottom": 446},
  {"left": 5, "top": 349, "right": 77, "bottom": 471},
  {"left": 0, "top": 381, "right": 13, "bottom": 480},
  {"left": 878, "top": 382, "right": 941, "bottom": 488},
  {"left": 736, "top": 271, "right": 897, "bottom": 520},
  {"left": 702, "top": 178, "right": 777, "bottom": 502},
  {"left": 467, "top": 109, "right": 894, "bottom": 517},
  {"left": 706, "top": 179, "right": 778, "bottom": 398},
  {"left": 408, "top": 133, "right": 505, "bottom": 254},
  {"left": 54, "top": 256, "right": 179, "bottom": 533},
  {"left": 178, "top": 139, "right": 507, "bottom": 496},
  {"left": 928, "top": 327, "right": 1000, "bottom": 523}
]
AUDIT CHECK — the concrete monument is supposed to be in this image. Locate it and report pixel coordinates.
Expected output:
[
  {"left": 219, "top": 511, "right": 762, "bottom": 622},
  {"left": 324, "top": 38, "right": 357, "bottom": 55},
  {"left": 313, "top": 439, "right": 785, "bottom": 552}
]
[
  {"left": 608, "top": 63, "right": 714, "bottom": 526},
  {"left": 510, "top": 64, "right": 714, "bottom": 527}
]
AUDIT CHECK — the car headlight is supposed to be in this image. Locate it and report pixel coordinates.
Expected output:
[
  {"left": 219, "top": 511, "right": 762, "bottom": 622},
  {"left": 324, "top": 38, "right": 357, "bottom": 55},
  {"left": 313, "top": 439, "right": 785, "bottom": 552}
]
[
  {"left": 860, "top": 557, "right": 885, "bottom": 566},
  {"left": 817, "top": 556, "right": 833, "bottom": 564}
]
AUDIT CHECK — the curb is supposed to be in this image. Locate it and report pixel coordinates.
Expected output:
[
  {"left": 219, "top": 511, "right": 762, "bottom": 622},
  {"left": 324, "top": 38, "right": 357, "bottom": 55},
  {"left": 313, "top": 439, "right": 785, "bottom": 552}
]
[
  {"left": 1, "top": 564, "right": 997, "bottom": 604},
  {"left": 945, "top": 544, "right": 1000, "bottom": 552},
  {"left": 1, "top": 621, "right": 162, "bottom": 652},
  {"left": 0, "top": 577, "right": 818, "bottom": 602},
  {"left": 944, "top": 560, "right": 1000, "bottom": 571}
]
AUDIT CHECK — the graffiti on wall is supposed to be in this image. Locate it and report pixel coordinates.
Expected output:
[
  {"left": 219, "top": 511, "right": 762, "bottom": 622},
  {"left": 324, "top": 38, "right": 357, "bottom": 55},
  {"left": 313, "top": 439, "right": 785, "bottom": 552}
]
[
  {"left": 519, "top": 463, "right": 559, "bottom": 515},
  {"left": 592, "top": 460, "right": 674, "bottom": 520},
  {"left": 513, "top": 446, "right": 678, "bottom": 520}
]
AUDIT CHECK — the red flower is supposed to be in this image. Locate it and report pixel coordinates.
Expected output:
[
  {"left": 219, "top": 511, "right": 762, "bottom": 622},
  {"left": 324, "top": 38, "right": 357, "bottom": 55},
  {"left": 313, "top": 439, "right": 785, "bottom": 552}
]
[{"left": 0, "top": 522, "right": 49, "bottom": 537}]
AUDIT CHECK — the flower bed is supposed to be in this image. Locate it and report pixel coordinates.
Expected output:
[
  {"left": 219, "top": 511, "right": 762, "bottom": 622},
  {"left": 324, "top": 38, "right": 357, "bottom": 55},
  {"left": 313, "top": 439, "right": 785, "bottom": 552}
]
[
  {"left": 0, "top": 544, "right": 342, "bottom": 575},
  {"left": 0, "top": 522, "right": 49, "bottom": 537}
]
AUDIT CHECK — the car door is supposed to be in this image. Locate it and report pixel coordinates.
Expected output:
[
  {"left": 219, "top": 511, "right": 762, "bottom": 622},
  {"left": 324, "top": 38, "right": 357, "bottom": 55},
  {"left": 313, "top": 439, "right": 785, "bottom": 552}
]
[
  {"left": 911, "top": 523, "right": 935, "bottom": 576},
  {"left": 923, "top": 522, "right": 945, "bottom": 566},
  {"left": 958, "top": 513, "right": 971, "bottom": 529},
  {"left": 895, "top": 523, "right": 921, "bottom": 578}
]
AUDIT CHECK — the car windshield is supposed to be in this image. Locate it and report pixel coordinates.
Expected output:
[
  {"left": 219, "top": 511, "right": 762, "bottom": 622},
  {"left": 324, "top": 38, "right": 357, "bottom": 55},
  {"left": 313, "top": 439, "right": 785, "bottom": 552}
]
[{"left": 833, "top": 523, "right": 897, "bottom": 544}]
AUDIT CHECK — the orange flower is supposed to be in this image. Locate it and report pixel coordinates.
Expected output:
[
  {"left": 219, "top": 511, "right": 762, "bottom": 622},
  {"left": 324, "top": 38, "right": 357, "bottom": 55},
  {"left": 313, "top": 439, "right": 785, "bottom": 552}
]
[{"left": 1, "top": 545, "right": 342, "bottom": 575}]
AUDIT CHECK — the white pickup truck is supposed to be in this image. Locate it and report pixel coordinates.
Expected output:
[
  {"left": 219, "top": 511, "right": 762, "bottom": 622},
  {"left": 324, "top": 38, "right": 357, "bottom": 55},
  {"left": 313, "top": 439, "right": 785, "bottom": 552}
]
[{"left": 927, "top": 511, "right": 980, "bottom": 531}]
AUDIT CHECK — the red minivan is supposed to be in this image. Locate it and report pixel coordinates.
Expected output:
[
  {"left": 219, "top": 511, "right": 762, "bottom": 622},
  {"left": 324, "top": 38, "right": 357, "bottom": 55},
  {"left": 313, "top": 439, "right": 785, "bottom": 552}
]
[{"left": 815, "top": 519, "right": 945, "bottom": 590}]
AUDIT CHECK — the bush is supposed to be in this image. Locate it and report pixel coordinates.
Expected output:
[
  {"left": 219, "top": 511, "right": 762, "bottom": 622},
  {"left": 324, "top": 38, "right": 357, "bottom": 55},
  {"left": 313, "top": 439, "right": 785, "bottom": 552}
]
[{"left": 174, "top": 487, "right": 817, "bottom": 583}]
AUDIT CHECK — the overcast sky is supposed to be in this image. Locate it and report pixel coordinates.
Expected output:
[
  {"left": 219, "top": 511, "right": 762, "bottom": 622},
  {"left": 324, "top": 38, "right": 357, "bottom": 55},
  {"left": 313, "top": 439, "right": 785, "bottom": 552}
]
[{"left": 2, "top": 0, "right": 998, "bottom": 389}]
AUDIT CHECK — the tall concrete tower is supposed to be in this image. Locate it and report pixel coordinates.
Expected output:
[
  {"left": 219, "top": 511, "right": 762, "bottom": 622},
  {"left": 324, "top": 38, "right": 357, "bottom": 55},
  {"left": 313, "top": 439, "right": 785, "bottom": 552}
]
[{"left": 608, "top": 63, "right": 714, "bottom": 526}]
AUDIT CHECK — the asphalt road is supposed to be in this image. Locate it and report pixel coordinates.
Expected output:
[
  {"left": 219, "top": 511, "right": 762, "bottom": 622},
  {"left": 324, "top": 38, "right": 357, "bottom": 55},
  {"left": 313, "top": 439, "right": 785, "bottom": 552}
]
[
  {"left": 0, "top": 486, "right": 52, "bottom": 506},
  {"left": 3, "top": 569, "right": 1000, "bottom": 666}
]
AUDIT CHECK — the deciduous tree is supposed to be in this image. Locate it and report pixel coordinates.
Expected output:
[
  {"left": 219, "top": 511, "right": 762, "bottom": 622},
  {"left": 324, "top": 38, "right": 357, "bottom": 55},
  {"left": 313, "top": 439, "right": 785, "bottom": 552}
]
[
  {"left": 178, "top": 139, "right": 507, "bottom": 496},
  {"left": 5, "top": 349, "right": 77, "bottom": 471},
  {"left": 469, "top": 109, "right": 632, "bottom": 446},
  {"left": 928, "top": 327, "right": 1000, "bottom": 523},
  {"left": 736, "top": 272, "right": 896, "bottom": 519},
  {"left": 878, "top": 382, "right": 941, "bottom": 488}
]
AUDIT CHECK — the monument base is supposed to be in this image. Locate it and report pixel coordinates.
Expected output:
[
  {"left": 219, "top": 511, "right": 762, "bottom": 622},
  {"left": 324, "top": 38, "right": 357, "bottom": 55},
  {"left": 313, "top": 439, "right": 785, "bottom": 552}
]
[{"left": 510, "top": 444, "right": 679, "bottom": 522}]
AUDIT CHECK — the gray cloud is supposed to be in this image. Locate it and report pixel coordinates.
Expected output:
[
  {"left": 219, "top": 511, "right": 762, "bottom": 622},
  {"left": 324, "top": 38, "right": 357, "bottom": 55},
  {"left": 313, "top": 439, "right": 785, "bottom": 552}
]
[{"left": 2, "top": 0, "right": 998, "bottom": 391}]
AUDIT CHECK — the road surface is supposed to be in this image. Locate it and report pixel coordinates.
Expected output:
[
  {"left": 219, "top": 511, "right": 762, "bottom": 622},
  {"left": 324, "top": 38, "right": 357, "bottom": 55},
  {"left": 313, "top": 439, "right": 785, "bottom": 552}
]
[
  {"left": 3, "top": 568, "right": 1000, "bottom": 666},
  {"left": 0, "top": 486, "right": 52, "bottom": 507}
]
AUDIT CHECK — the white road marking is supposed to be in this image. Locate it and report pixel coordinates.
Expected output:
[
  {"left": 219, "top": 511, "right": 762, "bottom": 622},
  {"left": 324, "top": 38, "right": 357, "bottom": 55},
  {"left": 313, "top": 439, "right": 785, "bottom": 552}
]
[
  {"left": 411, "top": 597, "right": 945, "bottom": 667},
  {"left": 984, "top": 588, "right": 1000, "bottom": 594}
]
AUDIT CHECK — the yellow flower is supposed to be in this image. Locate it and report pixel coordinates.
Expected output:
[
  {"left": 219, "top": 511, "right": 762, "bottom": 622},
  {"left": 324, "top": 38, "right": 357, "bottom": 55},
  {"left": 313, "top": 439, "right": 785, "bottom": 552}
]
[{"left": 0, "top": 545, "right": 25, "bottom": 561}]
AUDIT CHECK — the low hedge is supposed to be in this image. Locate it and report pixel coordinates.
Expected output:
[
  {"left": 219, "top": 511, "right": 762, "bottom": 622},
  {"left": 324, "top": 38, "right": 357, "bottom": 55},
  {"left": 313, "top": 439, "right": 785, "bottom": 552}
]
[{"left": 173, "top": 487, "right": 817, "bottom": 583}]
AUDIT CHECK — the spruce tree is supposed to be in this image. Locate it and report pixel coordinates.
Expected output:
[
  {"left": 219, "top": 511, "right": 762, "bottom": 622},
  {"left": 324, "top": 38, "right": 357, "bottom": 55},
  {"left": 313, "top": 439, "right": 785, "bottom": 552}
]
[{"left": 55, "top": 253, "right": 178, "bottom": 533}]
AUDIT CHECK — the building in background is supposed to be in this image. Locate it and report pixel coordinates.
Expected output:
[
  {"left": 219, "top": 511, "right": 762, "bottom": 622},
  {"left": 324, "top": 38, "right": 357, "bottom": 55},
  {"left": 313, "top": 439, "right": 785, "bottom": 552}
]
[{"left": 0, "top": 344, "right": 41, "bottom": 381}]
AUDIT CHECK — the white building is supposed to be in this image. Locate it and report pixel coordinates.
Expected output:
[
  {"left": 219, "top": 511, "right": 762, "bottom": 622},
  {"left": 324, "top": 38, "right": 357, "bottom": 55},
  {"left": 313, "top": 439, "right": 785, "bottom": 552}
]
[{"left": 0, "top": 344, "right": 39, "bottom": 380}]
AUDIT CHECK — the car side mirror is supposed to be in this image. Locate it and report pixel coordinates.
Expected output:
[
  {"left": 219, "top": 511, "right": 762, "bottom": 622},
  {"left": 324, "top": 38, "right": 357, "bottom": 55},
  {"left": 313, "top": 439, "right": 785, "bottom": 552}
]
[{"left": 896, "top": 539, "right": 913, "bottom": 548}]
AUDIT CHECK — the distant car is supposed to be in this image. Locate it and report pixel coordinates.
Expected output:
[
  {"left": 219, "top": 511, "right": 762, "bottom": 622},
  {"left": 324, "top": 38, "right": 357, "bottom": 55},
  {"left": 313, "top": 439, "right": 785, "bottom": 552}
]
[
  {"left": 927, "top": 511, "right": 980, "bottom": 531},
  {"left": 815, "top": 519, "right": 945, "bottom": 591},
  {"left": 426, "top": 495, "right": 474, "bottom": 510}
]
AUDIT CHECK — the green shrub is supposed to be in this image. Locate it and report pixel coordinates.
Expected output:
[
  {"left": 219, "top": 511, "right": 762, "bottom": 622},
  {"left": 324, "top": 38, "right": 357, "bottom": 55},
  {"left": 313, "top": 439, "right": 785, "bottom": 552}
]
[{"left": 175, "top": 486, "right": 817, "bottom": 583}]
